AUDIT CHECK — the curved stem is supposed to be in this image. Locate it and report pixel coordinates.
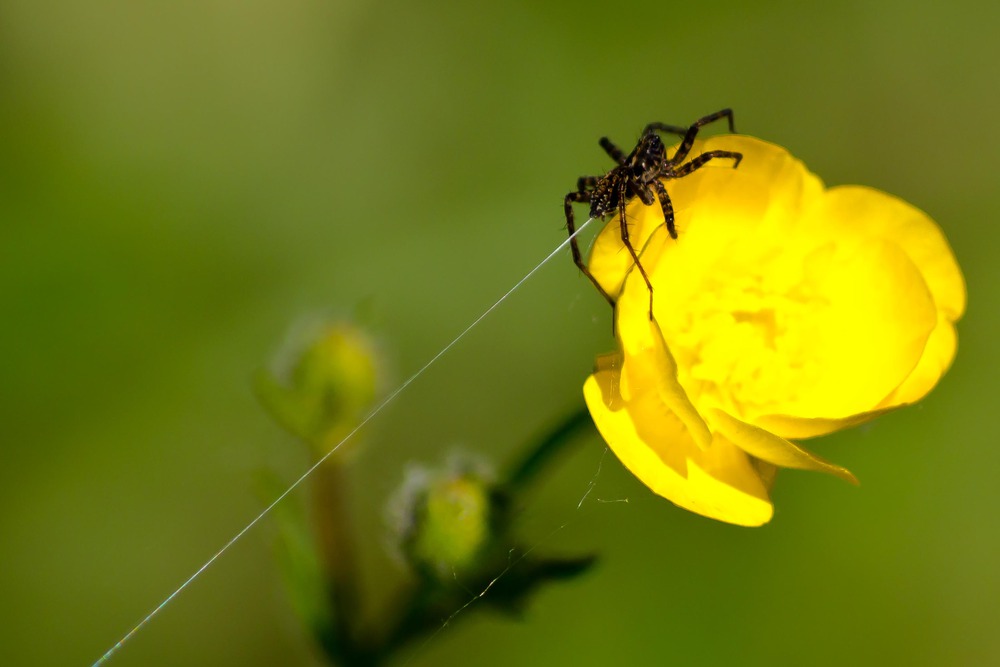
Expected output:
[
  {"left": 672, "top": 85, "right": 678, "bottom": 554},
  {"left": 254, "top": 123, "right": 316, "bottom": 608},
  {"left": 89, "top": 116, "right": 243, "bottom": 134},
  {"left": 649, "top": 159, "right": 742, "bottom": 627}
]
[{"left": 505, "top": 406, "right": 594, "bottom": 493}]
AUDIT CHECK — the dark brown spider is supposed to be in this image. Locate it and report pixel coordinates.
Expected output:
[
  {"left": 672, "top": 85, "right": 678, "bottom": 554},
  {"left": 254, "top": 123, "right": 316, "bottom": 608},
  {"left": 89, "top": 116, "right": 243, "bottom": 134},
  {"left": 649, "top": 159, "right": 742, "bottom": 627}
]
[{"left": 564, "top": 108, "right": 743, "bottom": 317}]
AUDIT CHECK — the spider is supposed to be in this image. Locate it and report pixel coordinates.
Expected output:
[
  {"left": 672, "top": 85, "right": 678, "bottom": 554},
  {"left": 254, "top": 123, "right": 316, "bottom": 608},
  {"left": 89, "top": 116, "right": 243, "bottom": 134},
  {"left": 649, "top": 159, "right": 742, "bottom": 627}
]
[{"left": 564, "top": 108, "right": 743, "bottom": 317}]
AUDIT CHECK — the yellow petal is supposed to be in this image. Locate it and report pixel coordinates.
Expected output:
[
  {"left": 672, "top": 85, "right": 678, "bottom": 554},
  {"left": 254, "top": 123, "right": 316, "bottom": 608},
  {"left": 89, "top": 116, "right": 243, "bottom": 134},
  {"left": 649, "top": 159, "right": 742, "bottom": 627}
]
[
  {"left": 584, "top": 370, "right": 773, "bottom": 527},
  {"left": 617, "top": 318, "right": 712, "bottom": 450},
  {"left": 665, "top": 136, "right": 827, "bottom": 245},
  {"left": 708, "top": 408, "right": 858, "bottom": 484},
  {"left": 617, "top": 188, "right": 939, "bottom": 422},
  {"left": 750, "top": 408, "right": 894, "bottom": 440},
  {"left": 586, "top": 135, "right": 825, "bottom": 303},
  {"left": 588, "top": 194, "right": 668, "bottom": 301},
  {"left": 771, "top": 237, "right": 938, "bottom": 418},
  {"left": 878, "top": 313, "right": 959, "bottom": 408},
  {"left": 822, "top": 185, "right": 966, "bottom": 321}
]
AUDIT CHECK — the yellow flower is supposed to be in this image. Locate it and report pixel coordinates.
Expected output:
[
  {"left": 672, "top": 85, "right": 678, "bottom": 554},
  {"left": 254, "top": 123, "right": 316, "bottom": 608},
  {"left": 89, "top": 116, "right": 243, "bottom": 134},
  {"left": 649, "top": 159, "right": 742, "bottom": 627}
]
[{"left": 582, "top": 136, "right": 965, "bottom": 526}]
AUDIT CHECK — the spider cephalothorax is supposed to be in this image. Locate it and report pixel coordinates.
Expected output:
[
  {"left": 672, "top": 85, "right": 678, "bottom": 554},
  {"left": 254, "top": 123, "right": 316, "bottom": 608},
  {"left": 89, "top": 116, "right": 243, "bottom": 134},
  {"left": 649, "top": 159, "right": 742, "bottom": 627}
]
[{"left": 564, "top": 108, "right": 743, "bottom": 316}]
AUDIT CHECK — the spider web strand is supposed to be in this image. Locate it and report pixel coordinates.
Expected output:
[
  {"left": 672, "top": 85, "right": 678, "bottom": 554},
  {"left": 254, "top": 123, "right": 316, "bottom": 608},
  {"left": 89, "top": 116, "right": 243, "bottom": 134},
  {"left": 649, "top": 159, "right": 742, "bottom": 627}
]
[{"left": 91, "top": 217, "right": 597, "bottom": 666}]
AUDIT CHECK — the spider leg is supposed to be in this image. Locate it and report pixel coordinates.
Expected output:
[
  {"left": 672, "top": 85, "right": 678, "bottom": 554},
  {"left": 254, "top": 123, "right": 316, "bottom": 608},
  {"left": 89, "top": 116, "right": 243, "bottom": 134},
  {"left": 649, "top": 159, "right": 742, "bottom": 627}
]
[
  {"left": 670, "top": 108, "right": 737, "bottom": 166},
  {"left": 673, "top": 149, "right": 743, "bottom": 177},
  {"left": 565, "top": 190, "right": 615, "bottom": 306},
  {"left": 599, "top": 137, "right": 627, "bottom": 165},
  {"left": 617, "top": 186, "right": 656, "bottom": 320},
  {"left": 643, "top": 122, "right": 688, "bottom": 138},
  {"left": 651, "top": 179, "right": 677, "bottom": 239},
  {"left": 577, "top": 175, "right": 600, "bottom": 191},
  {"left": 629, "top": 180, "right": 656, "bottom": 206}
]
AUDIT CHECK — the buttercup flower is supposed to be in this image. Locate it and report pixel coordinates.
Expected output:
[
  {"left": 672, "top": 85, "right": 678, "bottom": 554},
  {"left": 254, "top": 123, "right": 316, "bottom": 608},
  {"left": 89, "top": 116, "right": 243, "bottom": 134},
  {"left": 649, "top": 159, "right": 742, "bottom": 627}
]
[{"left": 583, "top": 136, "right": 965, "bottom": 526}]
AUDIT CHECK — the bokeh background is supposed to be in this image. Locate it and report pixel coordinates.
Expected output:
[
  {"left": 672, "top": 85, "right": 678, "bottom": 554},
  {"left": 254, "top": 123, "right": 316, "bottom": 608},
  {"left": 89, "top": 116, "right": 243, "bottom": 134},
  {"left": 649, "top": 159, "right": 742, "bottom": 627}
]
[{"left": 2, "top": 1, "right": 998, "bottom": 665}]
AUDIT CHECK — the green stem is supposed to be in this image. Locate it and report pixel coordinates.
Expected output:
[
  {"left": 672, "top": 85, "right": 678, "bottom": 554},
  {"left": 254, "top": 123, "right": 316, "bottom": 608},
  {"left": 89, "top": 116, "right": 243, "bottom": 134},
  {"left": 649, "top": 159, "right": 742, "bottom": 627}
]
[
  {"left": 504, "top": 406, "right": 594, "bottom": 493},
  {"left": 312, "top": 457, "right": 363, "bottom": 660},
  {"left": 368, "top": 406, "right": 596, "bottom": 660},
  {"left": 306, "top": 406, "right": 596, "bottom": 665}
]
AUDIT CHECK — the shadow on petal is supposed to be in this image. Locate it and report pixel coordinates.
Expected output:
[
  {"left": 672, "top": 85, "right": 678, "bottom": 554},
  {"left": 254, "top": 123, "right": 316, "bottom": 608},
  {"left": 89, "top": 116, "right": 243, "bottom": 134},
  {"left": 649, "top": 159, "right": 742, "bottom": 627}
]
[{"left": 584, "top": 369, "right": 773, "bottom": 527}]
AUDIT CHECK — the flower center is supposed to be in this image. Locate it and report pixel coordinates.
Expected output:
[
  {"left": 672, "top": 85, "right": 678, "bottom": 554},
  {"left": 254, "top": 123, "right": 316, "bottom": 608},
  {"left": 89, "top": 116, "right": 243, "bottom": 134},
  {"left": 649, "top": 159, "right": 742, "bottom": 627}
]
[{"left": 660, "top": 239, "right": 831, "bottom": 418}]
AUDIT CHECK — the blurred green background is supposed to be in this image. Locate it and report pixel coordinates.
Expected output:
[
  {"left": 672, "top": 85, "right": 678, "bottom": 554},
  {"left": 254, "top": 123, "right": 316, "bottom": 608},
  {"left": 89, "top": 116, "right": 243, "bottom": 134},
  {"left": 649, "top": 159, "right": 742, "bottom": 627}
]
[{"left": 2, "top": 1, "right": 998, "bottom": 665}]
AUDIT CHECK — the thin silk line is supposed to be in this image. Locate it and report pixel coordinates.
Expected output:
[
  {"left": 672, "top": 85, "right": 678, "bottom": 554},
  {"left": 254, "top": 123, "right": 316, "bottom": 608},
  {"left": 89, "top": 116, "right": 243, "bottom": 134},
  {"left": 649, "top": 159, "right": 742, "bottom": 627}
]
[{"left": 92, "top": 217, "right": 596, "bottom": 666}]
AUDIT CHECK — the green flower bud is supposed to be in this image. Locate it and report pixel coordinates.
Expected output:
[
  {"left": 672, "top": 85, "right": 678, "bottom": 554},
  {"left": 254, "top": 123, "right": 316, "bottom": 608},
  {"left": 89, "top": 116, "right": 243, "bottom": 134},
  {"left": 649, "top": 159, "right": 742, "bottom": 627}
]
[
  {"left": 256, "top": 321, "right": 380, "bottom": 454},
  {"left": 390, "top": 458, "right": 497, "bottom": 582}
]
